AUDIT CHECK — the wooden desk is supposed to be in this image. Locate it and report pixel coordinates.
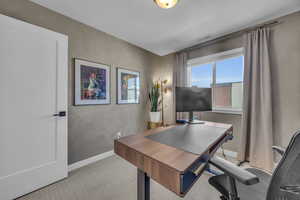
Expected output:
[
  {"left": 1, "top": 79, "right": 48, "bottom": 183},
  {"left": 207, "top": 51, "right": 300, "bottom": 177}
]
[{"left": 114, "top": 121, "right": 233, "bottom": 199}]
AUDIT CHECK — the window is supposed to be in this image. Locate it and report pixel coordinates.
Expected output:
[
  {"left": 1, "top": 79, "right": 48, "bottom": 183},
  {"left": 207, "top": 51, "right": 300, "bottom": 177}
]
[{"left": 188, "top": 48, "right": 244, "bottom": 113}]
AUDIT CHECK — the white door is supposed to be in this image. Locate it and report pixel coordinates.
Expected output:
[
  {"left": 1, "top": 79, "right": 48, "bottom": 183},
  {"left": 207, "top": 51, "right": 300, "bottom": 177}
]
[{"left": 0, "top": 14, "right": 68, "bottom": 200}]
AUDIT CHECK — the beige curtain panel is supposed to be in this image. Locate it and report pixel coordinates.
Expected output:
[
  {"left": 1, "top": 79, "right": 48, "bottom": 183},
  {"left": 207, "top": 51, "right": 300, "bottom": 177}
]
[
  {"left": 238, "top": 27, "right": 274, "bottom": 172},
  {"left": 174, "top": 52, "right": 188, "bottom": 87},
  {"left": 173, "top": 52, "right": 188, "bottom": 122}
]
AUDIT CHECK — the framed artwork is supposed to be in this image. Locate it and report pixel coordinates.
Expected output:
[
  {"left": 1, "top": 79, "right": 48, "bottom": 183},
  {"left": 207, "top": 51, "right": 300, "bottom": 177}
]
[
  {"left": 75, "top": 59, "right": 110, "bottom": 105},
  {"left": 117, "top": 68, "right": 140, "bottom": 104}
]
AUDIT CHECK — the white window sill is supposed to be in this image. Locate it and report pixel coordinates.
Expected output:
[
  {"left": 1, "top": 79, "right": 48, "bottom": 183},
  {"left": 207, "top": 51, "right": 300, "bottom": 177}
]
[{"left": 210, "top": 110, "right": 243, "bottom": 115}]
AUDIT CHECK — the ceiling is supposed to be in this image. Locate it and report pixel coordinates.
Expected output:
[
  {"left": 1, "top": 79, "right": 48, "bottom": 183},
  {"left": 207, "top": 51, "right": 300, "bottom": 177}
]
[{"left": 30, "top": 0, "right": 300, "bottom": 56}]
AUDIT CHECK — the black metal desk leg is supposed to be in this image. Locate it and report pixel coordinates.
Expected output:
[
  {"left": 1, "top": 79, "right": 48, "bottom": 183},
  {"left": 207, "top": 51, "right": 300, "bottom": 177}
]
[{"left": 137, "top": 169, "right": 150, "bottom": 200}]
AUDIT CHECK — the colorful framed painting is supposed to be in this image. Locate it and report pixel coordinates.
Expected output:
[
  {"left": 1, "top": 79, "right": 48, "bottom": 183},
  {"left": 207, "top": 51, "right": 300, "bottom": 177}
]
[
  {"left": 117, "top": 68, "right": 140, "bottom": 104},
  {"left": 75, "top": 59, "right": 110, "bottom": 105}
]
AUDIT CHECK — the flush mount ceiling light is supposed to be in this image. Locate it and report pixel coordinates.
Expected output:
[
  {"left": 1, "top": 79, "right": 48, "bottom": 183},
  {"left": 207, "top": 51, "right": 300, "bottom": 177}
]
[{"left": 154, "top": 0, "right": 178, "bottom": 9}]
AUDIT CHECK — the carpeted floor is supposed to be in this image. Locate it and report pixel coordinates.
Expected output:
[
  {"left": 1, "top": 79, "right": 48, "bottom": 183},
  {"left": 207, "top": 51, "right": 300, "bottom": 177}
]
[{"left": 17, "top": 155, "right": 222, "bottom": 200}]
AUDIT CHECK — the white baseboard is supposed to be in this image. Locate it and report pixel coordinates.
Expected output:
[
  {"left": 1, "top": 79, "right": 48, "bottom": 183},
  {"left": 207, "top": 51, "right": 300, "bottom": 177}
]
[
  {"left": 217, "top": 149, "right": 238, "bottom": 158},
  {"left": 68, "top": 150, "right": 115, "bottom": 172}
]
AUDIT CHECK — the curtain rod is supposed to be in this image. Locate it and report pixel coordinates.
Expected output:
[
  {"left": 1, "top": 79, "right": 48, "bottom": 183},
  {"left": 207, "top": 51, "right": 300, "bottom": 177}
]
[{"left": 180, "top": 20, "right": 282, "bottom": 53}]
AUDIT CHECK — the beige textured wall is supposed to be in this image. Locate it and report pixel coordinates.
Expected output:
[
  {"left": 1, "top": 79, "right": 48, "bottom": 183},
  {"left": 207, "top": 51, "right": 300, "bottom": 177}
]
[
  {"left": 149, "top": 54, "right": 176, "bottom": 125},
  {"left": 270, "top": 12, "right": 300, "bottom": 147},
  {"left": 151, "top": 11, "right": 300, "bottom": 153},
  {"left": 0, "top": 0, "right": 157, "bottom": 164}
]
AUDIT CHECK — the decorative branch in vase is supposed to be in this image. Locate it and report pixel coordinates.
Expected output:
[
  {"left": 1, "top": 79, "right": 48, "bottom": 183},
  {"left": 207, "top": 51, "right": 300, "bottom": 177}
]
[{"left": 149, "top": 82, "right": 161, "bottom": 123}]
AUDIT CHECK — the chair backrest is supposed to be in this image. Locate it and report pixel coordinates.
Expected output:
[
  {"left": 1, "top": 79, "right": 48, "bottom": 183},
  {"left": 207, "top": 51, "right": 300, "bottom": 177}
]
[{"left": 267, "top": 130, "right": 300, "bottom": 200}]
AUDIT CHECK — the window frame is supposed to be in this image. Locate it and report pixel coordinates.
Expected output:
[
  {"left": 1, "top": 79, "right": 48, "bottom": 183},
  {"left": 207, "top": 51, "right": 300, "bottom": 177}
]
[{"left": 187, "top": 48, "right": 244, "bottom": 114}]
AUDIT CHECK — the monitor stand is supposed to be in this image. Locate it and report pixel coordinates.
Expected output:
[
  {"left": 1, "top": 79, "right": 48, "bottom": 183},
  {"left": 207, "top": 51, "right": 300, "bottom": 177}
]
[{"left": 188, "top": 111, "right": 205, "bottom": 124}]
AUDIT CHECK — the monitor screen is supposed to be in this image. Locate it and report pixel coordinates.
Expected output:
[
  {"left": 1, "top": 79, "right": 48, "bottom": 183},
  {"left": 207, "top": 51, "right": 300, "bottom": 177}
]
[{"left": 176, "top": 87, "right": 212, "bottom": 112}]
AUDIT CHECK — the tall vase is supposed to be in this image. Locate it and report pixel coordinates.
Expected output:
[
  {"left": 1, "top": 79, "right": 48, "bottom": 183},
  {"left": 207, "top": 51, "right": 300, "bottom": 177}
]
[{"left": 149, "top": 112, "right": 161, "bottom": 123}]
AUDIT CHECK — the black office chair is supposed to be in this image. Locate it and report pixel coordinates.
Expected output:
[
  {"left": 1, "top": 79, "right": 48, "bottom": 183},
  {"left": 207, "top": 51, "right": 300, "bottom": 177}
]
[{"left": 208, "top": 130, "right": 300, "bottom": 200}]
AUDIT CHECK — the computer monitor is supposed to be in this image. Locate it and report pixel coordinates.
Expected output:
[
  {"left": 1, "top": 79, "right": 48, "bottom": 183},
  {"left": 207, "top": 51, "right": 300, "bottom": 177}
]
[{"left": 176, "top": 87, "right": 212, "bottom": 124}]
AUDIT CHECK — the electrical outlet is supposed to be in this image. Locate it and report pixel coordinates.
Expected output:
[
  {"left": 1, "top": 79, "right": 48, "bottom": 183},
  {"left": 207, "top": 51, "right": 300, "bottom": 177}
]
[{"left": 116, "top": 132, "right": 122, "bottom": 139}]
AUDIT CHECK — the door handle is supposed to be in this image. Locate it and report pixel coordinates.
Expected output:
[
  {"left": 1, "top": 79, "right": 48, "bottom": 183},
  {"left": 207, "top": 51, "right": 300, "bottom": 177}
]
[{"left": 53, "top": 111, "right": 66, "bottom": 117}]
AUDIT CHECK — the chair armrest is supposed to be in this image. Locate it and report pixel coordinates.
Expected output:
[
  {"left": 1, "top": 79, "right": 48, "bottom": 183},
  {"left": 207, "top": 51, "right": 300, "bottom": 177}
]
[
  {"left": 209, "top": 156, "right": 259, "bottom": 185},
  {"left": 272, "top": 146, "right": 285, "bottom": 156}
]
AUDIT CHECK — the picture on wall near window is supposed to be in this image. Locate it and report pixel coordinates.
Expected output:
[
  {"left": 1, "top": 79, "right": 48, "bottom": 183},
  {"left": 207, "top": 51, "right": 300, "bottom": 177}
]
[
  {"left": 117, "top": 68, "right": 140, "bottom": 104},
  {"left": 75, "top": 59, "right": 110, "bottom": 105}
]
